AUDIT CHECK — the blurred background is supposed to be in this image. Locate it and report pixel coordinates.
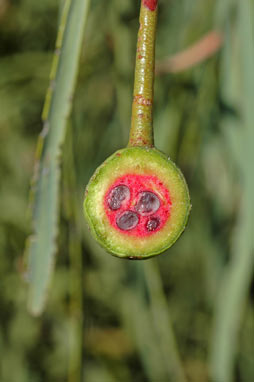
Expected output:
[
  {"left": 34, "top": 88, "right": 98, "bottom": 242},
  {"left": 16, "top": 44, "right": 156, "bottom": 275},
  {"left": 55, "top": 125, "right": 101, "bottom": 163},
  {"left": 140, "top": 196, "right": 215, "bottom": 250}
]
[{"left": 0, "top": 0, "right": 253, "bottom": 381}]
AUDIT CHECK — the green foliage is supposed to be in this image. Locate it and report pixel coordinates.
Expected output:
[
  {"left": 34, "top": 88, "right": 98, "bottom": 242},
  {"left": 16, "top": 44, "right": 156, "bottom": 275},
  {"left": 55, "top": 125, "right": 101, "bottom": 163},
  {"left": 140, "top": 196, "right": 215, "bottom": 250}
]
[
  {"left": 0, "top": 0, "right": 253, "bottom": 381},
  {"left": 26, "top": 0, "right": 90, "bottom": 315}
]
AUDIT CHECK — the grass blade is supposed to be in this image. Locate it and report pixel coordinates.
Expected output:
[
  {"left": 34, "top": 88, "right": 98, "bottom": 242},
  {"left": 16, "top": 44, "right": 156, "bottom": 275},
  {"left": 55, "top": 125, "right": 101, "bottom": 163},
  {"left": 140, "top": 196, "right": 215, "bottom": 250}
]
[
  {"left": 25, "top": 0, "right": 90, "bottom": 315},
  {"left": 144, "top": 260, "right": 187, "bottom": 382},
  {"left": 121, "top": 261, "right": 186, "bottom": 382},
  {"left": 210, "top": 1, "right": 254, "bottom": 380}
]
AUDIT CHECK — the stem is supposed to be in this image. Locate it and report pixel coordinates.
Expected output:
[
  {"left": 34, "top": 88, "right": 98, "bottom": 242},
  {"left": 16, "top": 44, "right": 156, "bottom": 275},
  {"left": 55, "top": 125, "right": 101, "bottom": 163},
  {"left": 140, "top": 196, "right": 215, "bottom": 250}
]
[{"left": 128, "top": 0, "right": 158, "bottom": 148}]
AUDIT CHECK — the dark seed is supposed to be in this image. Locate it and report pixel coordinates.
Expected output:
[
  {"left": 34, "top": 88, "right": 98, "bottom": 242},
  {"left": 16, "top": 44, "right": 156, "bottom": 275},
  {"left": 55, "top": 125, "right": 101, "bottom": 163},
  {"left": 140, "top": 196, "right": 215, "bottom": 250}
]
[
  {"left": 107, "top": 185, "right": 130, "bottom": 210},
  {"left": 135, "top": 191, "right": 160, "bottom": 216},
  {"left": 146, "top": 217, "right": 160, "bottom": 231},
  {"left": 116, "top": 211, "right": 139, "bottom": 231}
]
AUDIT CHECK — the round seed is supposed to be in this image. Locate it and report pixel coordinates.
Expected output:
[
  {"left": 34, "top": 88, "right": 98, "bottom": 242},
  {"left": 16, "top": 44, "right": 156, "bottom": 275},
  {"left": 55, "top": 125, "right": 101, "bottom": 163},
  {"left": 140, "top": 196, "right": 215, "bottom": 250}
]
[
  {"left": 116, "top": 211, "right": 139, "bottom": 231},
  {"left": 107, "top": 185, "right": 130, "bottom": 210},
  {"left": 135, "top": 191, "right": 160, "bottom": 216},
  {"left": 146, "top": 217, "right": 160, "bottom": 231}
]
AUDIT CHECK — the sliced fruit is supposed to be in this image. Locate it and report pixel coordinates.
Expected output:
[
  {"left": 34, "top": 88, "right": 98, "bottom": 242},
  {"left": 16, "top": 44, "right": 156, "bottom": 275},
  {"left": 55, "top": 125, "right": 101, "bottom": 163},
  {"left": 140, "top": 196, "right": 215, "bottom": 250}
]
[{"left": 83, "top": 147, "right": 190, "bottom": 259}]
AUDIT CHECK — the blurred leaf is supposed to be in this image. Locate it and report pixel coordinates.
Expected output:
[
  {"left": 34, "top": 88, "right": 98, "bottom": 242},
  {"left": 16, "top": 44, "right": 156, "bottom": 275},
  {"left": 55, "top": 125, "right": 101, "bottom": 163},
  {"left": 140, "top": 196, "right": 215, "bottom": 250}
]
[
  {"left": 25, "top": 0, "right": 90, "bottom": 315},
  {"left": 210, "top": 1, "right": 254, "bottom": 381}
]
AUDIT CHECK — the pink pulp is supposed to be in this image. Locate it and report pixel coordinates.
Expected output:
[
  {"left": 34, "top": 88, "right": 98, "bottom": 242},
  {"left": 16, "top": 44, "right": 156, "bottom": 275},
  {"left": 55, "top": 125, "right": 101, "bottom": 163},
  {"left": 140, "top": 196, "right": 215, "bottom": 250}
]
[{"left": 104, "top": 174, "right": 171, "bottom": 237}]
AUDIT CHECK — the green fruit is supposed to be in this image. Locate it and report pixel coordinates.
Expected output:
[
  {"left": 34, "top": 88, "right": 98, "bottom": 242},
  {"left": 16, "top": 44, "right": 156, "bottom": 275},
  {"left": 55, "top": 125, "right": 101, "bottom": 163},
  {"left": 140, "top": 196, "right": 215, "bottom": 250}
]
[
  {"left": 83, "top": 147, "right": 190, "bottom": 259},
  {"left": 83, "top": 1, "right": 190, "bottom": 259}
]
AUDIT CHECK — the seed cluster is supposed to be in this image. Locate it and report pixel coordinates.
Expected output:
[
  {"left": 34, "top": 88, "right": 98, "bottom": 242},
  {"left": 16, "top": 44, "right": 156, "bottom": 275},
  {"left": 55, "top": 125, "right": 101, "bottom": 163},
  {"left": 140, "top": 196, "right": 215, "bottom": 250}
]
[
  {"left": 108, "top": 186, "right": 161, "bottom": 232},
  {"left": 104, "top": 172, "right": 173, "bottom": 237}
]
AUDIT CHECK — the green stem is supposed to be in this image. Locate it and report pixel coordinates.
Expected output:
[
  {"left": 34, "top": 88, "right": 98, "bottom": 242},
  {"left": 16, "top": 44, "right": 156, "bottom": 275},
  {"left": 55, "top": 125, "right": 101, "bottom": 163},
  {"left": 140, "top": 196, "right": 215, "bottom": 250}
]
[{"left": 128, "top": 0, "right": 158, "bottom": 148}]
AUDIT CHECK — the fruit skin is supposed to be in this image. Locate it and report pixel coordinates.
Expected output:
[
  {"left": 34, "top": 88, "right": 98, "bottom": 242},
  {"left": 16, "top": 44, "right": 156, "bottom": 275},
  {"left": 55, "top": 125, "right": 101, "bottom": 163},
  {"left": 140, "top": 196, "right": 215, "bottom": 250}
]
[{"left": 83, "top": 147, "right": 191, "bottom": 259}]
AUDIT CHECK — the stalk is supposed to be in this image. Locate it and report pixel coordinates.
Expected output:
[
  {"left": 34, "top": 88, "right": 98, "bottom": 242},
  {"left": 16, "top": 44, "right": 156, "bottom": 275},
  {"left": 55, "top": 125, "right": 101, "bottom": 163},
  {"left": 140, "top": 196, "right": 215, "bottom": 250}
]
[{"left": 128, "top": 0, "right": 158, "bottom": 148}]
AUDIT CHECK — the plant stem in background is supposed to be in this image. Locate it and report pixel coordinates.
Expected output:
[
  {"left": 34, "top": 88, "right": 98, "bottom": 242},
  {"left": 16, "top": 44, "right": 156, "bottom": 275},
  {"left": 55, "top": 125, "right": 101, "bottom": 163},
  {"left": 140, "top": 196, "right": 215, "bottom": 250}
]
[
  {"left": 121, "top": 261, "right": 187, "bottom": 382},
  {"left": 25, "top": 0, "right": 90, "bottom": 316},
  {"left": 144, "top": 260, "right": 187, "bottom": 382},
  {"left": 128, "top": 0, "right": 158, "bottom": 148},
  {"left": 62, "top": 127, "right": 84, "bottom": 382},
  {"left": 210, "top": 0, "right": 254, "bottom": 381}
]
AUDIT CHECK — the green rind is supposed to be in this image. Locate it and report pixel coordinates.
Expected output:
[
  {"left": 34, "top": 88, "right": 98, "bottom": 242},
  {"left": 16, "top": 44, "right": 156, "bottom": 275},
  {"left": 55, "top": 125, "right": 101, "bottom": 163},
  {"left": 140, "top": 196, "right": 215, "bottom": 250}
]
[{"left": 84, "top": 147, "right": 190, "bottom": 259}]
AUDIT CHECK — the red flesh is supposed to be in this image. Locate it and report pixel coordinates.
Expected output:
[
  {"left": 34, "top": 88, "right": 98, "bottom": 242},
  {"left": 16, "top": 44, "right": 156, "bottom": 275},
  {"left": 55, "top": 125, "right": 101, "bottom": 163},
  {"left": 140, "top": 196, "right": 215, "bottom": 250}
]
[{"left": 104, "top": 174, "right": 171, "bottom": 237}]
